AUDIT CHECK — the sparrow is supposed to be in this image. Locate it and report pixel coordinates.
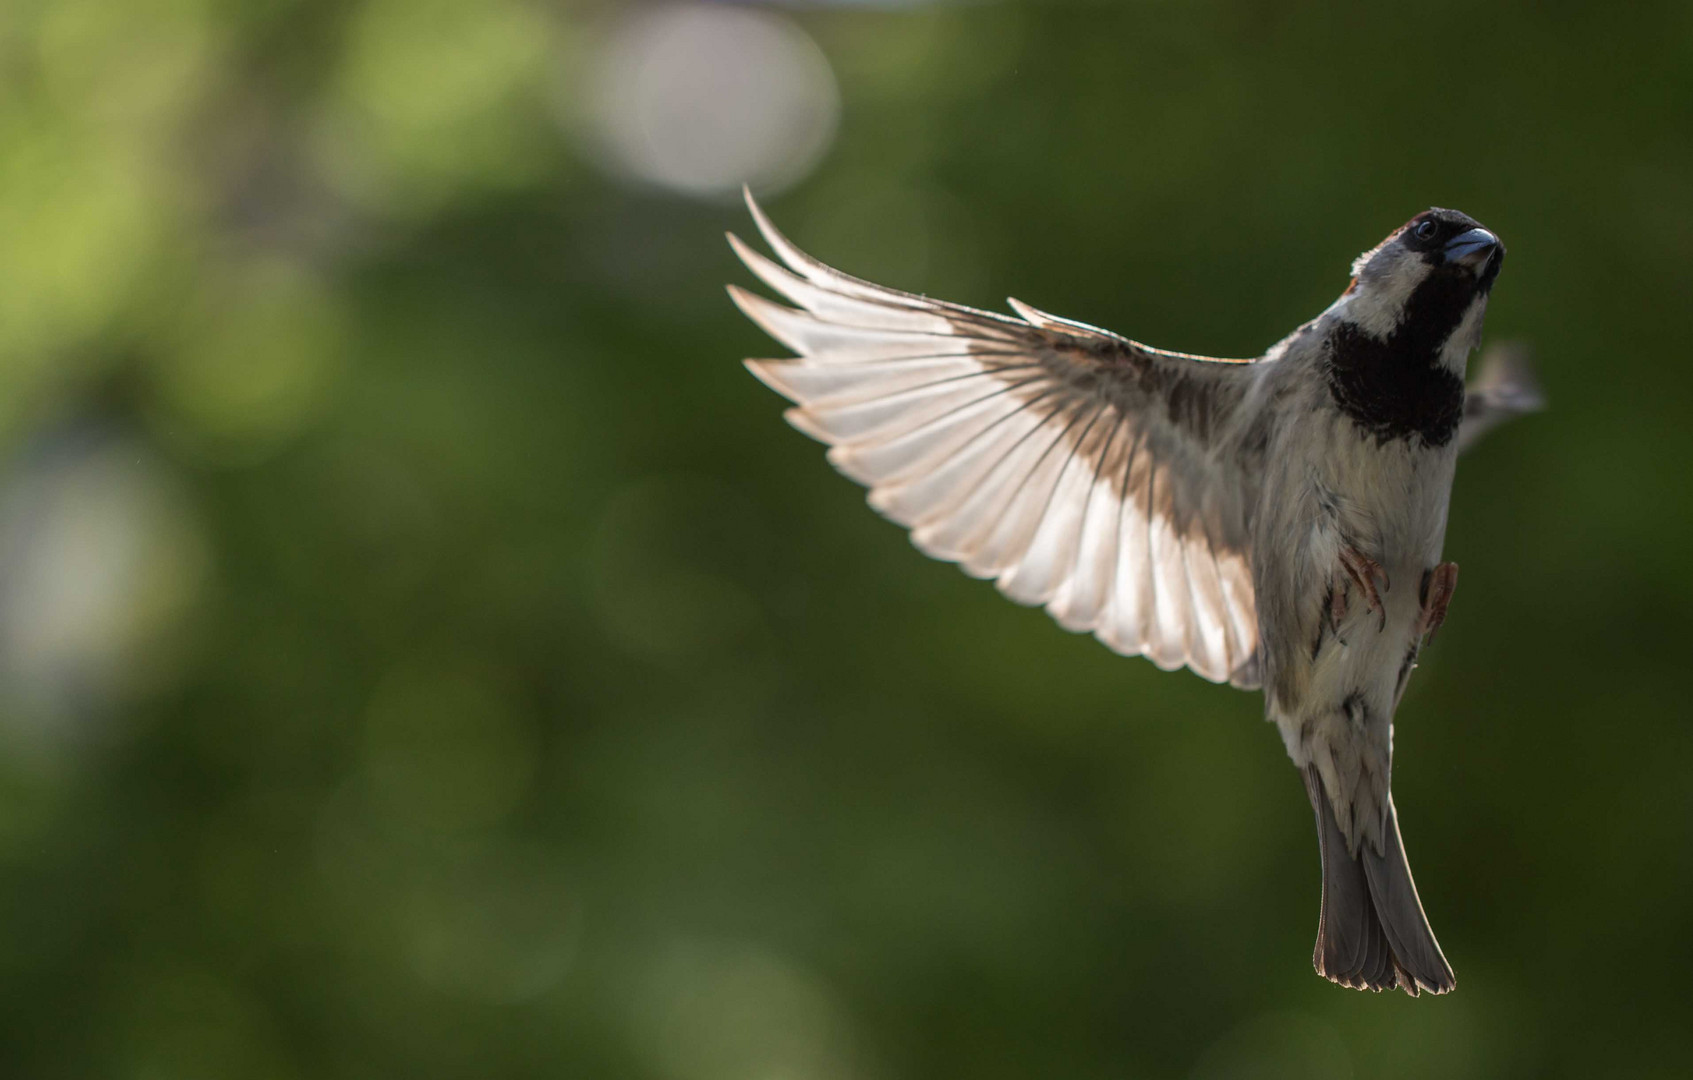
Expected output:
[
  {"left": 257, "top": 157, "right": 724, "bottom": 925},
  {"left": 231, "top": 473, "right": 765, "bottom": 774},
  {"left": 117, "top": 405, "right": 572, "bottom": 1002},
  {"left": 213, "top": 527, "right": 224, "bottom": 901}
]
[{"left": 727, "top": 190, "right": 1532, "bottom": 995}]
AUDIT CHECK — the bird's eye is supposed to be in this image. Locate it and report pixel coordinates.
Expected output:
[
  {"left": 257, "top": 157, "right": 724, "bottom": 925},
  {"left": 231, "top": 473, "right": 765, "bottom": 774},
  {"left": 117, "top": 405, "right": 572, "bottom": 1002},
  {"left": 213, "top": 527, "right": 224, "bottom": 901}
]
[{"left": 1413, "top": 220, "right": 1438, "bottom": 241}]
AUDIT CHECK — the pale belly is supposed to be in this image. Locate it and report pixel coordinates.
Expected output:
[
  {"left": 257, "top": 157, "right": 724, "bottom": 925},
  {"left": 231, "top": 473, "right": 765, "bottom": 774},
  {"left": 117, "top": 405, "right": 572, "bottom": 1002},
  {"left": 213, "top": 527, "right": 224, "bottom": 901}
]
[{"left": 1252, "top": 416, "right": 1458, "bottom": 846}]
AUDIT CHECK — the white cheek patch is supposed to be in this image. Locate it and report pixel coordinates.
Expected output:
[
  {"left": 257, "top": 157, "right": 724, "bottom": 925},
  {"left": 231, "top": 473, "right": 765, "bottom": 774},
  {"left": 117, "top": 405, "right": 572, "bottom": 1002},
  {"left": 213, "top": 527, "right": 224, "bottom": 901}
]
[
  {"left": 1330, "top": 249, "right": 1427, "bottom": 340},
  {"left": 1439, "top": 298, "right": 1489, "bottom": 373}
]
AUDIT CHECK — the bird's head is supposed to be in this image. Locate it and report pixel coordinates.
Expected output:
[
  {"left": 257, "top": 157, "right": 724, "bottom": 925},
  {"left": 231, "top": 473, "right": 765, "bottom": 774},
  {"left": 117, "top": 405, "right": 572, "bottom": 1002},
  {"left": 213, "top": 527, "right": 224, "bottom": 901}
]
[{"left": 1332, "top": 208, "right": 1505, "bottom": 370}]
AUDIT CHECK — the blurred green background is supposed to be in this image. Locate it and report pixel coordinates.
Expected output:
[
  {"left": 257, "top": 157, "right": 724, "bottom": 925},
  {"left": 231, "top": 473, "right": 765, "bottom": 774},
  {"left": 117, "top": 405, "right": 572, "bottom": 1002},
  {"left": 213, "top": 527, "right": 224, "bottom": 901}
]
[{"left": 0, "top": 0, "right": 1688, "bottom": 1076}]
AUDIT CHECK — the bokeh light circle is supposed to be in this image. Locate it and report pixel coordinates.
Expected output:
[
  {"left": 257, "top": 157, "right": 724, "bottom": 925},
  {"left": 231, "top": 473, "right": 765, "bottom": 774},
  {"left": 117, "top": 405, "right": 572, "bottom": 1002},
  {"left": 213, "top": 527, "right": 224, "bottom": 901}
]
[{"left": 588, "top": 4, "right": 840, "bottom": 198}]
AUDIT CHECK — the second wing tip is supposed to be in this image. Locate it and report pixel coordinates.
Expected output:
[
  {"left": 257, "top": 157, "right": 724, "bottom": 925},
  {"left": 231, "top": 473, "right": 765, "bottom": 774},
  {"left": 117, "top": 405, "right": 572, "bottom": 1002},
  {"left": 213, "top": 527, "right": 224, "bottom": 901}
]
[
  {"left": 724, "top": 281, "right": 755, "bottom": 308},
  {"left": 725, "top": 230, "right": 762, "bottom": 271}
]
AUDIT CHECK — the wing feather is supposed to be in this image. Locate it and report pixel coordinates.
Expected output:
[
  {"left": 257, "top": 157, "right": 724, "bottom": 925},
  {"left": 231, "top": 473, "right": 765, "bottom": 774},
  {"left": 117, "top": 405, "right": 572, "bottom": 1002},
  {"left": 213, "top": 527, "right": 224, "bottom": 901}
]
[
  {"left": 1456, "top": 341, "right": 1545, "bottom": 454},
  {"left": 730, "top": 190, "right": 1267, "bottom": 687}
]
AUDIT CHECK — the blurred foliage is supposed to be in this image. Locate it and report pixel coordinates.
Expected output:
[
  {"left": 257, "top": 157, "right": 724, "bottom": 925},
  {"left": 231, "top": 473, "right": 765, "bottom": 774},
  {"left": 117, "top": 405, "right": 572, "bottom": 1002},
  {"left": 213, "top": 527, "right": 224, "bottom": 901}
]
[{"left": 0, "top": 0, "right": 1690, "bottom": 1077}]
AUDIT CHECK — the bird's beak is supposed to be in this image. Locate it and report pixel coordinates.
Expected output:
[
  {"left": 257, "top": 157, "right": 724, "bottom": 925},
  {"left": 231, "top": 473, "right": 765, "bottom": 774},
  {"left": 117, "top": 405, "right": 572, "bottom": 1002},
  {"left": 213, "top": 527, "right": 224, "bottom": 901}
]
[{"left": 1443, "top": 227, "right": 1500, "bottom": 270}]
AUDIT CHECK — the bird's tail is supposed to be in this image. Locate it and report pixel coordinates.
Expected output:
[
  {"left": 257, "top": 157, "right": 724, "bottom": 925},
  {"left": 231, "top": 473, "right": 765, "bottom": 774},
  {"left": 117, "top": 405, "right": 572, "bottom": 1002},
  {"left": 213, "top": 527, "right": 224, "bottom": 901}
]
[{"left": 1304, "top": 765, "right": 1455, "bottom": 996}]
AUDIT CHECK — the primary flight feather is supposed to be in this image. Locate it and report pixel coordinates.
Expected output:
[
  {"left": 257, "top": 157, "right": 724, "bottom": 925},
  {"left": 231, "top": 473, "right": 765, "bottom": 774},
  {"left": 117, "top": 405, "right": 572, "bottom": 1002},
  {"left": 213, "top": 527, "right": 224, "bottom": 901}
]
[{"left": 728, "top": 189, "right": 1531, "bottom": 995}]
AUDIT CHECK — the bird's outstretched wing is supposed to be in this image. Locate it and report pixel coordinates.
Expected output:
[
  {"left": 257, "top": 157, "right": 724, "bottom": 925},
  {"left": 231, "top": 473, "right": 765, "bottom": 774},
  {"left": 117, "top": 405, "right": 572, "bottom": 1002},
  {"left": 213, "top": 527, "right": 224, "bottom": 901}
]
[
  {"left": 728, "top": 191, "right": 1268, "bottom": 688},
  {"left": 1457, "top": 341, "right": 1544, "bottom": 454}
]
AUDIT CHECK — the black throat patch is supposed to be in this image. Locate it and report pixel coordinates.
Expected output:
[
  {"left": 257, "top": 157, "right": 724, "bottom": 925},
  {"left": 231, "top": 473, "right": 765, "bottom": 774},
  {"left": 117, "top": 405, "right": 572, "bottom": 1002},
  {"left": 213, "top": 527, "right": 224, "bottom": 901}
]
[{"left": 1325, "top": 268, "right": 1474, "bottom": 448}]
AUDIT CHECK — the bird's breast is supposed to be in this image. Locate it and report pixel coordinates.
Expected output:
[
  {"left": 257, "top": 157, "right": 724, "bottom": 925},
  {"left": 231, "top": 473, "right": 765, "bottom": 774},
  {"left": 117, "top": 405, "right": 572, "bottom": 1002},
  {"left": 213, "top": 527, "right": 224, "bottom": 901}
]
[{"left": 1323, "top": 326, "right": 1467, "bottom": 449}]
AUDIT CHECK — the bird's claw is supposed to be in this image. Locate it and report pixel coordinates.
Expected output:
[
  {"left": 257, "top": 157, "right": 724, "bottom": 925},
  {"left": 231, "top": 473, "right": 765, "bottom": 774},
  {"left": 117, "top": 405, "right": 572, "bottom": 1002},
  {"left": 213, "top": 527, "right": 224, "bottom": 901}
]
[
  {"left": 1338, "top": 546, "right": 1389, "bottom": 632},
  {"left": 1417, "top": 562, "right": 1459, "bottom": 641},
  {"left": 1328, "top": 583, "right": 1348, "bottom": 632}
]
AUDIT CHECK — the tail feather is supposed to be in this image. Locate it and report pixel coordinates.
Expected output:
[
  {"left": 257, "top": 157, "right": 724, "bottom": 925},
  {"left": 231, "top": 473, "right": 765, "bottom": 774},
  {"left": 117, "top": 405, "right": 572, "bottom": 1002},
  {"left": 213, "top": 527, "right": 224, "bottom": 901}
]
[{"left": 1304, "top": 766, "right": 1455, "bottom": 996}]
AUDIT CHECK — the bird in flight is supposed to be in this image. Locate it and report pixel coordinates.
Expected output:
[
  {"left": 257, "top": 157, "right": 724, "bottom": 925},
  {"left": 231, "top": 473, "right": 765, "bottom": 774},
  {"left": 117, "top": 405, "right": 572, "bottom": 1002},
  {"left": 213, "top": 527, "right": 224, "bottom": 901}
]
[{"left": 726, "top": 190, "right": 1536, "bottom": 995}]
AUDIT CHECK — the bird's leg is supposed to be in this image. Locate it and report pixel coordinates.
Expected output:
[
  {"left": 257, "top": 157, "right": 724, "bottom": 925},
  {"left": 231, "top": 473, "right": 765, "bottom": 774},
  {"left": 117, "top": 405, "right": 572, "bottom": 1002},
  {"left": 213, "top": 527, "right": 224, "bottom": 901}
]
[
  {"left": 1337, "top": 545, "right": 1389, "bottom": 632},
  {"left": 1417, "top": 562, "right": 1459, "bottom": 641},
  {"left": 1327, "top": 582, "right": 1348, "bottom": 632}
]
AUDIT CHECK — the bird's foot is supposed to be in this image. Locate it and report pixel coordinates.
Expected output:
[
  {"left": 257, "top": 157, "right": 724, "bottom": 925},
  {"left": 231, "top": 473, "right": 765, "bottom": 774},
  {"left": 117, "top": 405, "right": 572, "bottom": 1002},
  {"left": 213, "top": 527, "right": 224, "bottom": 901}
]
[
  {"left": 1327, "top": 583, "right": 1348, "bottom": 634},
  {"left": 1337, "top": 546, "right": 1389, "bottom": 632},
  {"left": 1417, "top": 562, "right": 1459, "bottom": 641}
]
